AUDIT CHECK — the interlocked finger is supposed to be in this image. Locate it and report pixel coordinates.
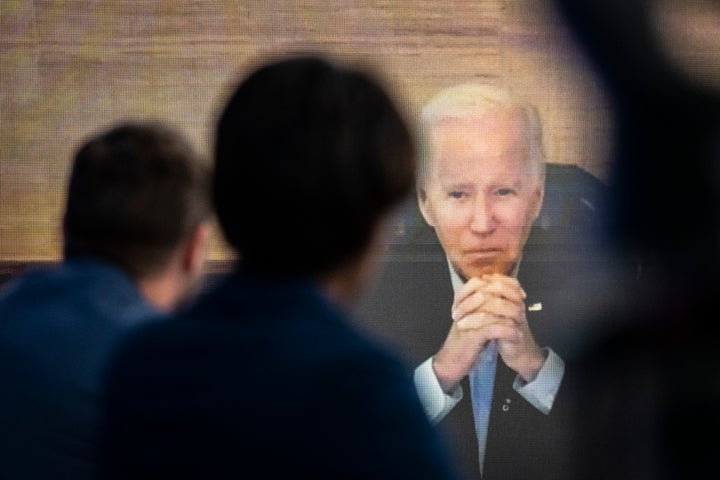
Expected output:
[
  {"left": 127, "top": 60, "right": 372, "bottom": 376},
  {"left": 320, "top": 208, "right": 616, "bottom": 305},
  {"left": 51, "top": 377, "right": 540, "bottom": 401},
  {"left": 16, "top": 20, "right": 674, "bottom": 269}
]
[
  {"left": 454, "top": 294, "right": 523, "bottom": 323},
  {"left": 455, "top": 312, "right": 520, "bottom": 337}
]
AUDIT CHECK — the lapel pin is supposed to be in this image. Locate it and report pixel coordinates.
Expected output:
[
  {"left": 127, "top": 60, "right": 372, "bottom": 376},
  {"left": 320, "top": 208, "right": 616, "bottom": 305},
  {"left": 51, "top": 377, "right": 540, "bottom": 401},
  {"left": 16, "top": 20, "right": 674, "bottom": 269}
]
[{"left": 528, "top": 302, "right": 542, "bottom": 312}]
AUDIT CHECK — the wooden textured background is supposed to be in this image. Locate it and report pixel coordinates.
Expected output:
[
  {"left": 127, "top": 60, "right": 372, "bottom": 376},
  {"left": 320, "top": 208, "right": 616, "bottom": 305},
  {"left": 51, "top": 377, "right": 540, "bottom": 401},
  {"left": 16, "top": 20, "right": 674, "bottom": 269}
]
[{"left": 2, "top": 0, "right": 716, "bottom": 262}]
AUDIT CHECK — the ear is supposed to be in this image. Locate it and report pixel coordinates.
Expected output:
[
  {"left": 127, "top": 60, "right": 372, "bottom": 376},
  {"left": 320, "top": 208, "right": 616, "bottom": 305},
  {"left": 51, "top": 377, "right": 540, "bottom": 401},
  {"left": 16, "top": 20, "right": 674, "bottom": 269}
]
[
  {"left": 417, "top": 186, "right": 435, "bottom": 227},
  {"left": 182, "top": 221, "right": 212, "bottom": 275},
  {"left": 529, "top": 181, "right": 545, "bottom": 222}
]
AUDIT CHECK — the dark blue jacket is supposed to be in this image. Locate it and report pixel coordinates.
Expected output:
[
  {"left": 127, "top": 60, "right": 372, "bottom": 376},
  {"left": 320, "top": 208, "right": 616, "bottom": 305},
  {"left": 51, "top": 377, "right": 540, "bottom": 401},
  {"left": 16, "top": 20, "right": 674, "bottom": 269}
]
[
  {"left": 0, "top": 258, "right": 162, "bottom": 480},
  {"left": 100, "top": 269, "right": 458, "bottom": 479}
]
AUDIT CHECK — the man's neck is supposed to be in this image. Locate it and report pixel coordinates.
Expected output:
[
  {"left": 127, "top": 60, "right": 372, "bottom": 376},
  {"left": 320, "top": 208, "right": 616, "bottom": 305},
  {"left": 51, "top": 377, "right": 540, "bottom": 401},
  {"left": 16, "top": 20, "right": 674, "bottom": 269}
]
[{"left": 137, "top": 271, "right": 183, "bottom": 312}]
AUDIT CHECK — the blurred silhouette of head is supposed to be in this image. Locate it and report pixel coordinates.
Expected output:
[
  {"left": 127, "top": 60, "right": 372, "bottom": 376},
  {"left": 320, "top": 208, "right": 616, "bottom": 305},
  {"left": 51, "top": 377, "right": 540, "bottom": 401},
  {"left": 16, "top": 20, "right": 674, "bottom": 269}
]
[
  {"left": 214, "top": 56, "right": 415, "bottom": 278},
  {"left": 64, "top": 122, "right": 212, "bottom": 280}
]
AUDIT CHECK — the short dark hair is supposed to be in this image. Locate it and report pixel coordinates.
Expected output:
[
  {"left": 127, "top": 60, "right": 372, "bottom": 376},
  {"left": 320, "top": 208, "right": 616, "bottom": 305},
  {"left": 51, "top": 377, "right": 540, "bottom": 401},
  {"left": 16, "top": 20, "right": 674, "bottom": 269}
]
[
  {"left": 214, "top": 56, "right": 415, "bottom": 276},
  {"left": 63, "top": 122, "right": 212, "bottom": 278}
]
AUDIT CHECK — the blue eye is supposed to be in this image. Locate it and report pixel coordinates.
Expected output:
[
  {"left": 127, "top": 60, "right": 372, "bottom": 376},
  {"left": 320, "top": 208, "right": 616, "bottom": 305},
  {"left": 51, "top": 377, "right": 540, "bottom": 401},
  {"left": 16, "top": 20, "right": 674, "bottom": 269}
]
[
  {"left": 496, "top": 188, "right": 515, "bottom": 196},
  {"left": 449, "top": 191, "right": 465, "bottom": 199}
]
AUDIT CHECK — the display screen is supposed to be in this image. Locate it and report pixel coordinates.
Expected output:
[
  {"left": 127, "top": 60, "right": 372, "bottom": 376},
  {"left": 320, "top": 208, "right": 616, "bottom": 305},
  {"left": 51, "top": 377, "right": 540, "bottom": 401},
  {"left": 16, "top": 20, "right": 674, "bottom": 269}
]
[{"left": 2, "top": 1, "right": 718, "bottom": 265}]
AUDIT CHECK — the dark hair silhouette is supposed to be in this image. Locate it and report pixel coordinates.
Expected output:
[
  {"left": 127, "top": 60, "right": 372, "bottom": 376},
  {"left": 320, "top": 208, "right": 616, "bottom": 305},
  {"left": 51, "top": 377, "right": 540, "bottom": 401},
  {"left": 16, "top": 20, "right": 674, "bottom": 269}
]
[
  {"left": 214, "top": 56, "right": 415, "bottom": 277},
  {"left": 64, "top": 122, "right": 212, "bottom": 278}
]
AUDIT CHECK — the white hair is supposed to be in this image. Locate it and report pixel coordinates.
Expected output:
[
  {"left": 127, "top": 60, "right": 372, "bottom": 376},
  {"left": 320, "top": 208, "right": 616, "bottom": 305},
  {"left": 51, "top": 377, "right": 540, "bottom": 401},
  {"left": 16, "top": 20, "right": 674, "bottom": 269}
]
[{"left": 418, "top": 83, "right": 546, "bottom": 187}]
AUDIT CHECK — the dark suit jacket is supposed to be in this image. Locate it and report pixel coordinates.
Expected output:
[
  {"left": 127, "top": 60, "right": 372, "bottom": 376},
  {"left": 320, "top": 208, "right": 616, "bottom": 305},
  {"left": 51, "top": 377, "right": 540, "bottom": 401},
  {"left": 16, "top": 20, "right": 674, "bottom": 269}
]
[
  {"left": 99, "top": 269, "right": 459, "bottom": 479},
  {"left": 0, "top": 258, "right": 162, "bottom": 480},
  {"left": 353, "top": 164, "right": 620, "bottom": 479}
]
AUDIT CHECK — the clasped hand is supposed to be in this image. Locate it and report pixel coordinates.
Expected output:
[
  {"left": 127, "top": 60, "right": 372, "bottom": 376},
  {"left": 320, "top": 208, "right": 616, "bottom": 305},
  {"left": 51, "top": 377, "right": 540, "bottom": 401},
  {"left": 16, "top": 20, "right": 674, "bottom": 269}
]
[{"left": 432, "top": 274, "right": 545, "bottom": 394}]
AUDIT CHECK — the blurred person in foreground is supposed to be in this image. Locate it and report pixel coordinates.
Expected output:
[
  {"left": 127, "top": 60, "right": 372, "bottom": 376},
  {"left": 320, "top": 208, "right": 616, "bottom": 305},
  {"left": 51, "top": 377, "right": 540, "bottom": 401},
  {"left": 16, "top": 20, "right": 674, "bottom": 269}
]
[
  {"left": 554, "top": 0, "right": 720, "bottom": 479},
  {"left": 0, "top": 122, "right": 213, "bottom": 480},
  {"left": 99, "top": 56, "right": 459, "bottom": 479},
  {"left": 354, "top": 83, "right": 622, "bottom": 479}
]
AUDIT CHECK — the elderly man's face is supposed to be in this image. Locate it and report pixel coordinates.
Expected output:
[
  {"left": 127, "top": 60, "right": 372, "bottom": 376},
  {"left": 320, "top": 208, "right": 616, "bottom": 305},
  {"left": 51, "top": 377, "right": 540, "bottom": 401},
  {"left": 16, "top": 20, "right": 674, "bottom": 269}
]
[{"left": 419, "top": 109, "right": 544, "bottom": 279}]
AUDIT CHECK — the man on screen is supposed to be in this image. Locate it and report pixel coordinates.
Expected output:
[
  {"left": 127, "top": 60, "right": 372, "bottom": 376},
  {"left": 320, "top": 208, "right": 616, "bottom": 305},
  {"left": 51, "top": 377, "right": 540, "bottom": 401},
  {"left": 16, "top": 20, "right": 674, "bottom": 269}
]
[{"left": 356, "top": 83, "right": 615, "bottom": 479}]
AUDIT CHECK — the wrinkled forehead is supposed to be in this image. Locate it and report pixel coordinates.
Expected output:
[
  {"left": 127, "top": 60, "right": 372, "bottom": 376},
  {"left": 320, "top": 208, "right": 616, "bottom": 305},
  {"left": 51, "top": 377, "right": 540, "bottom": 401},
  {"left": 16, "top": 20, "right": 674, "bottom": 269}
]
[
  {"left": 430, "top": 106, "right": 528, "bottom": 148},
  {"left": 424, "top": 108, "right": 534, "bottom": 175}
]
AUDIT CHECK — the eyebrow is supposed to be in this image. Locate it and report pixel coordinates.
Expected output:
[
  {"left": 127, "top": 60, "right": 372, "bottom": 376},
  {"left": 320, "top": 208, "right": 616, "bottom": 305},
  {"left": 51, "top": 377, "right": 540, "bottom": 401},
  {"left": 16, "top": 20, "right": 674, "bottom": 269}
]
[
  {"left": 440, "top": 181, "right": 475, "bottom": 190},
  {"left": 494, "top": 180, "right": 524, "bottom": 190}
]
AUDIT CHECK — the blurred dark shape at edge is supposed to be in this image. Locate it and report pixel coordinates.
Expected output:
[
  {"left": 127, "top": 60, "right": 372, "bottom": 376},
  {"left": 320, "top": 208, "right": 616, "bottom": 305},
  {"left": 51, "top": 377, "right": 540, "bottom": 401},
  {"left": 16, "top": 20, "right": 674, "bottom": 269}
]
[
  {"left": 554, "top": 1, "right": 720, "bottom": 479},
  {"left": 557, "top": 0, "right": 720, "bottom": 284}
]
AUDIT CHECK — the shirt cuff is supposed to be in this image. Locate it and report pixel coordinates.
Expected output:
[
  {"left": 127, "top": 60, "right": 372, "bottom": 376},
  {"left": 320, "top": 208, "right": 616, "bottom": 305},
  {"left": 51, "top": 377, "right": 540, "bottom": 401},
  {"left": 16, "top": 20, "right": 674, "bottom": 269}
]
[
  {"left": 413, "top": 357, "right": 463, "bottom": 424},
  {"left": 512, "top": 347, "right": 565, "bottom": 415}
]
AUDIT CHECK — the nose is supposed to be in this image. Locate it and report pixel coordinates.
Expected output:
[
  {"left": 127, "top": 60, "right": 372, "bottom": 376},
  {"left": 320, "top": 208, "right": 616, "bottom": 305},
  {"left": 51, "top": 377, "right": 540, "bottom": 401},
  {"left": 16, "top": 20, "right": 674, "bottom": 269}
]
[{"left": 469, "top": 195, "right": 495, "bottom": 234}]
